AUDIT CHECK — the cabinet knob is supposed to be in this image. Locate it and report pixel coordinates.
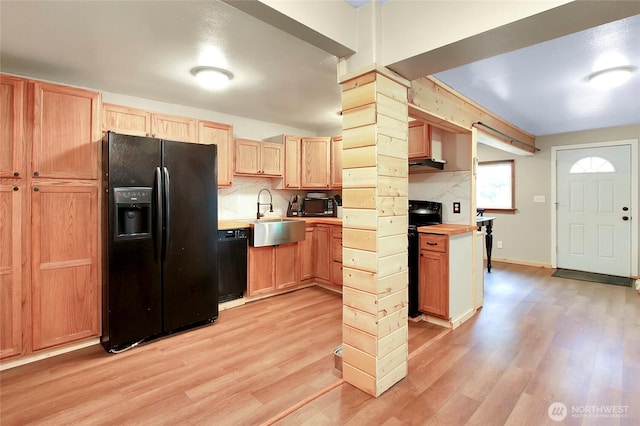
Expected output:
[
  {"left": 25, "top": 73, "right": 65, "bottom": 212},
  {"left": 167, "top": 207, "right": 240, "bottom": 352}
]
[
  {"left": 33, "top": 171, "right": 39, "bottom": 177},
  {"left": 13, "top": 171, "right": 19, "bottom": 177},
  {"left": 13, "top": 186, "right": 19, "bottom": 191},
  {"left": 34, "top": 187, "right": 40, "bottom": 192}
]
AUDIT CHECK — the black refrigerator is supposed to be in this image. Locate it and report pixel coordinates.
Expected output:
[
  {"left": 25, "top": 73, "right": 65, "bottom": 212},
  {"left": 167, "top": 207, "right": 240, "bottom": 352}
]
[{"left": 102, "top": 131, "right": 218, "bottom": 352}]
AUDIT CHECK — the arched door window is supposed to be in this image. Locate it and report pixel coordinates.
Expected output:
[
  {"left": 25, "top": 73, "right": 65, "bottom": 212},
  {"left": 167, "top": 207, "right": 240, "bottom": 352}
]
[{"left": 569, "top": 156, "right": 615, "bottom": 174}]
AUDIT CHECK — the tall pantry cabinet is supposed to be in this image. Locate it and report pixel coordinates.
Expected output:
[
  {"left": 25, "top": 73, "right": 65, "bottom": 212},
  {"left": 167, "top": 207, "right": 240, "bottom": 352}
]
[{"left": 0, "top": 74, "right": 101, "bottom": 360}]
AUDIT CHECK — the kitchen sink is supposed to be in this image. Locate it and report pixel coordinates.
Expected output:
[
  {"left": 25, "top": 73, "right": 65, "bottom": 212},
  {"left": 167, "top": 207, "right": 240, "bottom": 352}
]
[{"left": 243, "top": 218, "right": 306, "bottom": 247}]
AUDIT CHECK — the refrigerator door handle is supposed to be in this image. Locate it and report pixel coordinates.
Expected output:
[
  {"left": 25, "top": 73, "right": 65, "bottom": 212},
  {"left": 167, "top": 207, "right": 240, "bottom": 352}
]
[
  {"left": 155, "top": 167, "right": 163, "bottom": 261},
  {"left": 163, "top": 166, "right": 171, "bottom": 261}
]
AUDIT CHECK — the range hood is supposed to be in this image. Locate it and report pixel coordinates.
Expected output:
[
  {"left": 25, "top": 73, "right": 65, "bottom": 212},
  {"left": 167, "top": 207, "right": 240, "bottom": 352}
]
[{"left": 408, "top": 158, "right": 446, "bottom": 171}]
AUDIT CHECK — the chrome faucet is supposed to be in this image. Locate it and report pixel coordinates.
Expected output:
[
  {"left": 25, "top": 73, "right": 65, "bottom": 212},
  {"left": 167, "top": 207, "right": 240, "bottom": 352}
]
[{"left": 256, "top": 188, "right": 273, "bottom": 219}]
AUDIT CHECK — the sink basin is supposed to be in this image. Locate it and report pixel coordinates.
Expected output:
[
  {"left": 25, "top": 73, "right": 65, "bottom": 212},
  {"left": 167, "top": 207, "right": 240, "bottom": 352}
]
[{"left": 244, "top": 218, "right": 306, "bottom": 247}]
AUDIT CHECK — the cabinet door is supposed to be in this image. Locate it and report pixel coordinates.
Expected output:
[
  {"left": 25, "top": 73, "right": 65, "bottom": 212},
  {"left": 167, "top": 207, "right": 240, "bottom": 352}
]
[
  {"left": 248, "top": 246, "right": 275, "bottom": 296},
  {"left": 275, "top": 243, "right": 299, "bottom": 290},
  {"left": 284, "top": 135, "right": 301, "bottom": 188},
  {"left": 198, "top": 120, "right": 233, "bottom": 187},
  {"left": 102, "top": 104, "right": 151, "bottom": 137},
  {"left": 31, "top": 82, "right": 100, "bottom": 179},
  {"left": 151, "top": 113, "right": 197, "bottom": 142},
  {"left": 31, "top": 183, "right": 100, "bottom": 350},
  {"left": 314, "top": 225, "right": 332, "bottom": 283},
  {"left": 418, "top": 249, "right": 448, "bottom": 319},
  {"left": 234, "top": 138, "right": 261, "bottom": 175},
  {"left": 261, "top": 142, "right": 283, "bottom": 176},
  {"left": 301, "top": 137, "right": 330, "bottom": 188},
  {"left": 0, "top": 75, "right": 25, "bottom": 178},
  {"left": 300, "top": 227, "right": 315, "bottom": 282},
  {"left": 331, "top": 136, "right": 343, "bottom": 189},
  {"left": 0, "top": 184, "right": 23, "bottom": 359},
  {"left": 408, "top": 121, "right": 431, "bottom": 160}
]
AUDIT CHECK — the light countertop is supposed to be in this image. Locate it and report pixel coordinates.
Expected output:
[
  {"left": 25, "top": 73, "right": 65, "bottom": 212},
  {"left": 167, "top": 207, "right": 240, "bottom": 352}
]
[
  {"left": 219, "top": 217, "right": 342, "bottom": 230},
  {"left": 417, "top": 224, "right": 477, "bottom": 235}
]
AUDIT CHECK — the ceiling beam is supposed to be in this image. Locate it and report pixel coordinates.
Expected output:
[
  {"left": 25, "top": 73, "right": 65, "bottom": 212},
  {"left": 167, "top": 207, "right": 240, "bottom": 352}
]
[
  {"left": 409, "top": 77, "right": 536, "bottom": 154},
  {"left": 222, "top": 0, "right": 356, "bottom": 58}
]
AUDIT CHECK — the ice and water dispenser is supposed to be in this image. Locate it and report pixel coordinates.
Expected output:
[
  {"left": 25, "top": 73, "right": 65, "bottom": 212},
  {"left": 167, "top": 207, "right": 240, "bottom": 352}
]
[{"left": 113, "top": 187, "right": 152, "bottom": 240}]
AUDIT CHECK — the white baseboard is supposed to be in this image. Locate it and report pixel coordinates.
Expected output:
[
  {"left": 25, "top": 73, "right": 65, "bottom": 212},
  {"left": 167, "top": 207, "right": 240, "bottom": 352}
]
[{"left": 450, "top": 309, "right": 477, "bottom": 329}]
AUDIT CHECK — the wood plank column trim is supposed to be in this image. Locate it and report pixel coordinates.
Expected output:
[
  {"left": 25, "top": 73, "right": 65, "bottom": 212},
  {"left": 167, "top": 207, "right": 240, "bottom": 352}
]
[{"left": 340, "top": 70, "right": 409, "bottom": 397}]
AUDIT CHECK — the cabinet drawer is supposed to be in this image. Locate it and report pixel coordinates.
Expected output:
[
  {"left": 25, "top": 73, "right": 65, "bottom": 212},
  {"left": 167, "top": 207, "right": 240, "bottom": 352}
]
[{"left": 420, "top": 234, "right": 447, "bottom": 253}]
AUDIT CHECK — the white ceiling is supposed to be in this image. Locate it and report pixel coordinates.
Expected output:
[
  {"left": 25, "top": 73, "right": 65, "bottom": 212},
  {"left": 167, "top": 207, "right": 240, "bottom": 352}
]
[
  {"left": 1, "top": 1, "right": 638, "bottom": 137},
  {"left": 433, "top": 13, "right": 640, "bottom": 136}
]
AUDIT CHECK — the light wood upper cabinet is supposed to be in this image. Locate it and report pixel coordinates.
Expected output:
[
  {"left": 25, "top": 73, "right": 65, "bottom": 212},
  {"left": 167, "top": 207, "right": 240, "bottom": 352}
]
[
  {"left": 408, "top": 120, "right": 431, "bottom": 160},
  {"left": 284, "top": 135, "right": 301, "bottom": 188},
  {"left": 301, "top": 137, "right": 331, "bottom": 189},
  {"left": 151, "top": 113, "right": 197, "bottom": 142},
  {"left": 234, "top": 138, "right": 283, "bottom": 177},
  {"left": 31, "top": 182, "right": 100, "bottom": 350},
  {"left": 0, "top": 184, "right": 23, "bottom": 359},
  {"left": 31, "top": 82, "right": 100, "bottom": 180},
  {"left": 0, "top": 75, "right": 25, "bottom": 179},
  {"left": 198, "top": 120, "right": 233, "bottom": 187},
  {"left": 331, "top": 136, "right": 343, "bottom": 189},
  {"left": 103, "top": 104, "right": 151, "bottom": 137},
  {"left": 103, "top": 104, "right": 197, "bottom": 143}
]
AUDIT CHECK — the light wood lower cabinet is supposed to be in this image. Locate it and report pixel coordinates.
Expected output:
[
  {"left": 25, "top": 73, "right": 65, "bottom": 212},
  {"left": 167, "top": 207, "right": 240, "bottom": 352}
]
[
  {"left": 247, "top": 223, "right": 343, "bottom": 297},
  {"left": 331, "top": 226, "right": 343, "bottom": 287},
  {"left": 248, "top": 243, "right": 299, "bottom": 296},
  {"left": 31, "top": 182, "right": 100, "bottom": 350},
  {"left": 300, "top": 227, "right": 315, "bottom": 282},
  {"left": 0, "top": 183, "right": 24, "bottom": 359},
  {"left": 313, "top": 225, "right": 332, "bottom": 284},
  {"left": 419, "top": 233, "right": 449, "bottom": 319}
]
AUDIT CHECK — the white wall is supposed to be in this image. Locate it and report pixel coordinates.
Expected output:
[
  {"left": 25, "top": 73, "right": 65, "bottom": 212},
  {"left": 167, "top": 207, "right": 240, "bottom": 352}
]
[
  {"left": 101, "top": 91, "right": 330, "bottom": 220},
  {"left": 477, "top": 124, "right": 640, "bottom": 269}
]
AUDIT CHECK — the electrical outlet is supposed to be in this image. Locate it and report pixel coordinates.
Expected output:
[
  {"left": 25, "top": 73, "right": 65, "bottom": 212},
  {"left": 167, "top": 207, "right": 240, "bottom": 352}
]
[
  {"left": 453, "top": 202, "right": 461, "bottom": 214},
  {"left": 497, "top": 241, "right": 503, "bottom": 249}
]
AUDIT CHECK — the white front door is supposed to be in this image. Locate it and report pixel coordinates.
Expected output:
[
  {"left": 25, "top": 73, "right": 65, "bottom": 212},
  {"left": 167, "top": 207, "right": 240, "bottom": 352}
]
[{"left": 556, "top": 145, "right": 632, "bottom": 276}]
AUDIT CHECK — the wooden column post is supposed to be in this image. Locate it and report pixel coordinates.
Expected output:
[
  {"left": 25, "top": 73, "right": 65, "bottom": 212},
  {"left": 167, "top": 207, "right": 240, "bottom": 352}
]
[{"left": 340, "top": 70, "right": 409, "bottom": 397}]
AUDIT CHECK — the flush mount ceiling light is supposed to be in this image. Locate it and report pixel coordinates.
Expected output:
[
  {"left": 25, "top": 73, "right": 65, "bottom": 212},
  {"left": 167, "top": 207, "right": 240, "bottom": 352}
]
[
  {"left": 587, "top": 66, "right": 635, "bottom": 90},
  {"left": 191, "top": 66, "right": 234, "bottom": 90}
]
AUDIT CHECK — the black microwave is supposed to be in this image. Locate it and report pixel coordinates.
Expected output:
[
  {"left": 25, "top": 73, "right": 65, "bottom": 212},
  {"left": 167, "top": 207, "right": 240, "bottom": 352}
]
[{"left": 301, "top": 197, "right": 336, "bottom": 217}]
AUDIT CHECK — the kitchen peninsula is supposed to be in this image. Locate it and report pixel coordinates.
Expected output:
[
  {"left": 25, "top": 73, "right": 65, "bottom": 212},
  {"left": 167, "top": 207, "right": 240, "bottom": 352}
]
[{"left": 416, "top": 224, "right": 478, "bottom": 329}]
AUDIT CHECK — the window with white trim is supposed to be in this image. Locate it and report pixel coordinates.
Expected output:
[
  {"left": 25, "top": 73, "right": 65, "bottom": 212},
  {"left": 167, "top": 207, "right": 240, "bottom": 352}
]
[{"left": 476, "top": 160, "right": 515, "bottom": 212}]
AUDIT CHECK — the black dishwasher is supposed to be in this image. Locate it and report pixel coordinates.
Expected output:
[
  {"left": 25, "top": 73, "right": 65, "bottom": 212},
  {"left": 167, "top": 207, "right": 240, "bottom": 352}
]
[{"left": 217, "top": 228, "right": 248, "bottom": 303}]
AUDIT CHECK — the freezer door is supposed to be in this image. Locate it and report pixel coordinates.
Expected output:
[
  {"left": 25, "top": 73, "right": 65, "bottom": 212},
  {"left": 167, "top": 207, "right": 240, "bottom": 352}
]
[
  {"left": 162, "top": 140, "right": 218, "bottom": 331},
  {"left": 103, "top": 132, "right": 163, "bottom": 350}
]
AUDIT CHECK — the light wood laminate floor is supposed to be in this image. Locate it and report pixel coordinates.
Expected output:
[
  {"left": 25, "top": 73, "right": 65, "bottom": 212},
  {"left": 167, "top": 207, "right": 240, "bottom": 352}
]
[{"left": 2, "top": 263, "right": 639, "bottom": 425}]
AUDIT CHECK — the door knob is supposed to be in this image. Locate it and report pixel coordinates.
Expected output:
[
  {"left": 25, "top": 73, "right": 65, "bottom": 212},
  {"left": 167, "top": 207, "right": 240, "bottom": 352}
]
[
  {"left": 622, "top": 216, "right": 629, "bottom": 221},
  {"left": 622, "top": 207, "right": 629, "bottom": 211}
]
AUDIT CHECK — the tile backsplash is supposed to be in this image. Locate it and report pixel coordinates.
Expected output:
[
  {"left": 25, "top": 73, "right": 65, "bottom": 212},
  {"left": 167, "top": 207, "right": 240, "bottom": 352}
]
[
  {"left": 218, "top": 177, "right": 339, "bottom": 220},
  {"left": 408, "top": 171, "right": 471, "bottom": 224}
]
